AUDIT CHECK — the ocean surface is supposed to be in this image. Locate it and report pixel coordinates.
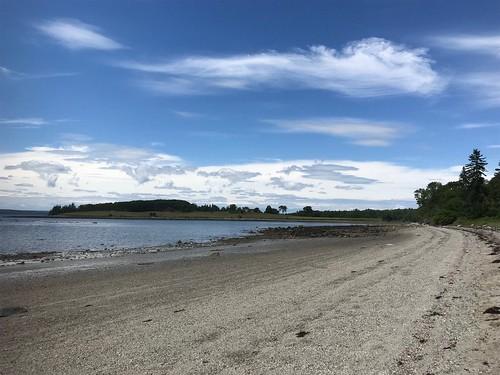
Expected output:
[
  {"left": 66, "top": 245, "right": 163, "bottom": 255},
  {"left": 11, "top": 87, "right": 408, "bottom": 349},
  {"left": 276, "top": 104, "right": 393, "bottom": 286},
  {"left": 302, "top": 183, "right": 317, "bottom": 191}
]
[{"left": 0, "top": 216, "right": 346, "bottom": 254}]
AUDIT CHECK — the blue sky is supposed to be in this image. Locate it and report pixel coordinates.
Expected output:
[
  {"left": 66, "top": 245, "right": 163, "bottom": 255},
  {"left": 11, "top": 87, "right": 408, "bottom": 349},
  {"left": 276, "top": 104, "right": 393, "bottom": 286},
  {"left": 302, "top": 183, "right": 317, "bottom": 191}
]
[{"left": 1, "top": 0, "right": 500, "bottom": 210}]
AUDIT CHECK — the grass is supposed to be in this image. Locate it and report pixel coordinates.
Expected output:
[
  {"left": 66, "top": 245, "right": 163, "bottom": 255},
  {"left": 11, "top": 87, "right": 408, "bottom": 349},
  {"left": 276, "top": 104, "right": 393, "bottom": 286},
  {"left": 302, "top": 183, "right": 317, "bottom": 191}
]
[{"left": 58, "top": 210, "right": 382, "bottom": 223}]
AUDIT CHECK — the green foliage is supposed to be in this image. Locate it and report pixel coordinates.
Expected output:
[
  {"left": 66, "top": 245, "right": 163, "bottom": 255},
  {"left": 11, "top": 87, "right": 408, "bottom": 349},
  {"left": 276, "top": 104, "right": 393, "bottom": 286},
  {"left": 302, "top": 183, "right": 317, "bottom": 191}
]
[
  {"left": 49, "top": 200, "right": 270, "bottom": 216},
  {"left": 415, "top": 149, "right": 500, "bottom": 224},
  {"left": 430, "top": 210, "right": 457, "bottom": 226},
  {"left": 48, "top": 203, "right": 77, "bottom": 215},
  {"left": 264, "top": 205, "right": 279, "bottom": 214},
  {"left": 294, "top": 207, "right": 418, "bottom": 222}
]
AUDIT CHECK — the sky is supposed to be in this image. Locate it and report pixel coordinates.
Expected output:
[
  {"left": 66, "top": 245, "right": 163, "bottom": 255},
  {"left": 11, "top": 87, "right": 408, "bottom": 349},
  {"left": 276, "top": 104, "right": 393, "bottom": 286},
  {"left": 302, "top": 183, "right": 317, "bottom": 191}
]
[{"left": 1, "top": 0, "right": 500, "bottom": 211}]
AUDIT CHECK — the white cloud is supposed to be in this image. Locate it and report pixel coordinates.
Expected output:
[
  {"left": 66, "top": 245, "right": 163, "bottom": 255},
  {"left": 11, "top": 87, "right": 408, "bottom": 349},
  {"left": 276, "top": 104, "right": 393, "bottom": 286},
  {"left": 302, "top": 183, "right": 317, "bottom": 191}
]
[
  {"left": 36, "top": 19, "right": 124, "bottom": 50},
  {"left": 0, "top": 118, "right": 75, "bottom": 128},
  {"left": 24, "top": 143, "right": 183, "bottom": 184},
  {"left": 267, "top": 177, "right": 313, "bottom": 191},
  {"left": 488, "top": 144, "right": 500, "bottom": 149},
  {"left": 117, "top": 37, "right": 445, "bottom": 97},
  {"left": 5, "top": 161, "right": 71, "bottom": 187},
  {"left": 0, "top": 65, "right": 78, "bottom": 79},
  {"left": 268, "top": 117, "right": 406, "bottom": 146},
  {"left": 172, "top": 110, "right": 203, "bottom": 119},
  {"left": 0, "top": 142, "right": 462, "bottom": 210},
  {"left": 335, "top": 185, "right": 364, "bottom": 190},
  {"left": 280, "top": 163, "right": 378, "bottom": 184},
  {"left": 197, "top": 168, "right": 261, "bottom": 183},
  {"left": 457, "top": 122, "right": 500, "bottom": 129},
  {"left": 433, "top": 34, "right": 500, "bottom": 57},
  {"left": 0, "top": 118, "right": 48, "bottom": 126}
]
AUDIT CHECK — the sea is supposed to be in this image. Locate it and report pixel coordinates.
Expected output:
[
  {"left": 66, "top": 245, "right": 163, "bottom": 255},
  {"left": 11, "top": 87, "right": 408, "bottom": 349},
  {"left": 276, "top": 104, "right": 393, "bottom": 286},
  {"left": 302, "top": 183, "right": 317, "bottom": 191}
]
[{"left": 0, "top": 213, "right": 348, "bottom": 254}]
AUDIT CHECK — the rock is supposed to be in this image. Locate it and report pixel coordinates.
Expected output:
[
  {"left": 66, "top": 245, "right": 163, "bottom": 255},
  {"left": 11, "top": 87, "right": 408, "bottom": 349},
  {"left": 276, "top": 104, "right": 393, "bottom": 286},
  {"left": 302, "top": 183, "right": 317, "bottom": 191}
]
[
  {"left": 483, "top": 306, "right": 500, "bottom": 314},
  {"left": 296, "top": 330, "right": 310, "bottom": 338},
  {"left": 0, "top": 306, "right": 28, "bottom": 317}
]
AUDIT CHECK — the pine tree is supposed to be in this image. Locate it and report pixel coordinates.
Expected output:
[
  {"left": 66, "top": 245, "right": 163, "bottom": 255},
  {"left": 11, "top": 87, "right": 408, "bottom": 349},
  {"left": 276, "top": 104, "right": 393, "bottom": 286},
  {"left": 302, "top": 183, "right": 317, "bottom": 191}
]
[{"left": 460, "top": 149, "right": 488, "bottom": 218}]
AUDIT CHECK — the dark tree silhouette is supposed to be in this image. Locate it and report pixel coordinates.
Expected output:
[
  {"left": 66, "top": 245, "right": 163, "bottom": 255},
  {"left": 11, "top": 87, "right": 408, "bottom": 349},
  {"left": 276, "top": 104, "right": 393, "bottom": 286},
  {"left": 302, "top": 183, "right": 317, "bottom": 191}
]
[
  {"left": 264, "top": 205, "right": 279, "bottom": 214},
  {"left": 460, "top": 149, "right": 488, "bottom": 218}
]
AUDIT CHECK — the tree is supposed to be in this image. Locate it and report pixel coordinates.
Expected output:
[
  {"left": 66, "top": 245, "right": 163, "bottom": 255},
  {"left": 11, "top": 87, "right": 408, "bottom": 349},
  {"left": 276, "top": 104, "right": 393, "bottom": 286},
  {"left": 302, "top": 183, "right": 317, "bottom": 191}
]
[
  {"left": 278, "top": 205, "right": 287, "bottom": 214},
  {"left": 302, "top": 206, "right": 313, "bottom": 215},
  {"left": 414, "top": 182, "right": 443, "bottom": 209},
  {"left": 487, "top": 162, "right": 500, "bottom": 216},
  {"left": 460, "top": 149, "right": 488, "bottom": 218},
  {"left": 460, "top": 149, "right": 487, "bottom": 187},
  {"left": 264, "top": 205, "right": 279, "bottom": 214}
]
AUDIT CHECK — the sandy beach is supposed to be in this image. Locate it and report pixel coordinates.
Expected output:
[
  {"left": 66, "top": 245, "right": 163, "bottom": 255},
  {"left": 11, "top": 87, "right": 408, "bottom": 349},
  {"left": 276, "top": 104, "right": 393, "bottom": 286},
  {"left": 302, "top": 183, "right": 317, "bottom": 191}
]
[{"left": 1, "top": 225, "right": 499, "bottom": 374}]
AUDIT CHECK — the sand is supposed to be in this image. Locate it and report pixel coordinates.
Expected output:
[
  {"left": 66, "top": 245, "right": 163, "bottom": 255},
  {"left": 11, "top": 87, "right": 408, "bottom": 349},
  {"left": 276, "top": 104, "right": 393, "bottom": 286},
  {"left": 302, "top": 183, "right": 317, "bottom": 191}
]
[{"left": 0, "top": 225, "right": 499, "bottom": 374}]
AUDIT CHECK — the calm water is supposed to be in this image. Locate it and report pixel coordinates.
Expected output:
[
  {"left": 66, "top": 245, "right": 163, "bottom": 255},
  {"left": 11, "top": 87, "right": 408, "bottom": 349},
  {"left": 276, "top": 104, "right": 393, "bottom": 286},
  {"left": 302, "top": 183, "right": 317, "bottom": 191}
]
[{"left": 0, "top": 217, "right": 346, "bottom": 254}]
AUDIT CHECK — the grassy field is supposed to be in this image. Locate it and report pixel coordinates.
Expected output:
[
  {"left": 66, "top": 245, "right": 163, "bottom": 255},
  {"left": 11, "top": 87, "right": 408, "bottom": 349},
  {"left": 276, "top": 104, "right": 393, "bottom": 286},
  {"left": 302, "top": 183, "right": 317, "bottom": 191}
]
[{"left": 58, "top": 210, "right": 381, "bottom": 223}]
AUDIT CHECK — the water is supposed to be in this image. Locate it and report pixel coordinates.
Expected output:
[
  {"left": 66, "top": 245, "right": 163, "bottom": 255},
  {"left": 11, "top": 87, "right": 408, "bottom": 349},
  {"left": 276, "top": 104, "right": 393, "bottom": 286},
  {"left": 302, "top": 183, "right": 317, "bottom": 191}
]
[{"left": 0, "top": 217, "right": 347, "bottom": 254}]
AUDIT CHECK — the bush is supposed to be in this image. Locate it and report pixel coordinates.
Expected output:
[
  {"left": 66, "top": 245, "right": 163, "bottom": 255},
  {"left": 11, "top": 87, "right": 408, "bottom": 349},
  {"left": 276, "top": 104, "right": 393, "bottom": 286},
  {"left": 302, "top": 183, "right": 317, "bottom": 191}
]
[{"left": 431, "top": 211, "right": 457, "bottom": 226}]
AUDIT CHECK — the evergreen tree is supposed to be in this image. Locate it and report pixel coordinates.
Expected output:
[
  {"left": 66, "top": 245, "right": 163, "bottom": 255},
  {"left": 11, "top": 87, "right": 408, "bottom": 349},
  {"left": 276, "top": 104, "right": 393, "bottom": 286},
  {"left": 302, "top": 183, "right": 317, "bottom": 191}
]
[
  {"left": 459, "top": 149, "right": 488, "bottom": 218},
  {"left": 487, "top": 162, "right": 500, "bottom": 216}
]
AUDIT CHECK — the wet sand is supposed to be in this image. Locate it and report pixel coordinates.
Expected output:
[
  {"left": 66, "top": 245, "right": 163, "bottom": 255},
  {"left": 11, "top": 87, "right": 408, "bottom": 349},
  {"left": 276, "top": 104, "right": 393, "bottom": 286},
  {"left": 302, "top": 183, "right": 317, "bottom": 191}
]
[{"left": 0, "top": 225, "right": 499, "bottom": 374}]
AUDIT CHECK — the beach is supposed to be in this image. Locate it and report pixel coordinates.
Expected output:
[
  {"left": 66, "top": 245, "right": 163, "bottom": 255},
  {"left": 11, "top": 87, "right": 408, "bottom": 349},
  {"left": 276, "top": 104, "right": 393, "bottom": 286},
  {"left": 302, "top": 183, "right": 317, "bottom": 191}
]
[{"left": 1, "top": 225, "right": 499, "bottom": 374}]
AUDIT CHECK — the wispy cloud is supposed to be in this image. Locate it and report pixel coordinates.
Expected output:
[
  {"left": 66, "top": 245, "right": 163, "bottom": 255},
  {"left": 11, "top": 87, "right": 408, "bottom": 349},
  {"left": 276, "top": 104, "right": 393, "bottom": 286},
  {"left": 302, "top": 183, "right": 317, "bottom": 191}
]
[
  {"left": 280, "top": 163, "right": 378, "bottom": 184},
  {"left": 267, "top": 117, "right": 406, "bottom": 147},
  {"left": 117, "top": 37, "right": 445, "bottom": 97},
  {"left": 488, "top": 144, "right": 500, "bottom": 149},
  {"left": 36, "top": 19, "right": 124, "bottom": 50},
  {"left": 172, "top": 110, "right": 204, "bottom": 119},
  {"left": 461, "top": 72, "right": 500, "bottom": 107},
  {"left": 267, "top": 177, "right": 313, "bottom": 191},
  {"left": 0, "top": 117, "right": 48, "bottom": 127},
  {"left": 433, "top": 34, "right": 500, "bottom": 57},
  {"left": 0, "top": 117, "right": 75, "bottom": 128},
  {"left": 73, "top": 188, "right": 97, "bottom": 193},
  {"left": 335, "top": 185, "right": 364, "bottom": 190},
  {"left": 197, "top": 168, "right": 261, "bottom": 183},
  {"left": 0, "top": 65, "right": 78, "bottom": 80},
  {"left": 457, "top": 122, "right": 500, "bottom": 129}
]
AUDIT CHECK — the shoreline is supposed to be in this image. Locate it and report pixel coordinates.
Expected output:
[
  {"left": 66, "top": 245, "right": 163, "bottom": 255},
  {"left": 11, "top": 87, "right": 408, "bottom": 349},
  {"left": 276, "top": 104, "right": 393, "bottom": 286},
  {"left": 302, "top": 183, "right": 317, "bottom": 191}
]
[
  {"left": 0, "top": 224, "right": 396, "bottom": 266},
  {"left": 10, "top": 215, "right": 376, "bottom": 222}
]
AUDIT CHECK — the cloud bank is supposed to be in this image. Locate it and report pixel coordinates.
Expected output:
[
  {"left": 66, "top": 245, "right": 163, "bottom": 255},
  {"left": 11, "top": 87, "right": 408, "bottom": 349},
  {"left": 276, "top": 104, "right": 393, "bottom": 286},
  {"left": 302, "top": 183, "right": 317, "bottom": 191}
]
[{"left": 0, "top": 141, "right": 461, "bottom": 210}]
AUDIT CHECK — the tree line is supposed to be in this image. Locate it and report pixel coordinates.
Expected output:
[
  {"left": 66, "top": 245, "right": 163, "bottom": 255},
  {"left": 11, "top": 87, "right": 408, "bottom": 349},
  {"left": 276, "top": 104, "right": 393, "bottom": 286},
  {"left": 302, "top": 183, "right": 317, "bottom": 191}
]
[
  {"left": 414, "top": 149, "right": 500, "bottom": 225},
  {"left": 293, "top": 205, "right": 417, "bottom": 222},
  {"left": 49, "top": 200, "right": 288, "bottom": 216}
]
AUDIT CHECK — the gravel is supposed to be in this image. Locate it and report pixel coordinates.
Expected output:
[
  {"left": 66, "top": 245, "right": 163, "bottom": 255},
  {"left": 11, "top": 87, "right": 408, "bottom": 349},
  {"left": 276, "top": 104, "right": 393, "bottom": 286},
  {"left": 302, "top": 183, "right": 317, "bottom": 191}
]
[{"left": 0, "top": 226, "right": 499, "bottom": 374}]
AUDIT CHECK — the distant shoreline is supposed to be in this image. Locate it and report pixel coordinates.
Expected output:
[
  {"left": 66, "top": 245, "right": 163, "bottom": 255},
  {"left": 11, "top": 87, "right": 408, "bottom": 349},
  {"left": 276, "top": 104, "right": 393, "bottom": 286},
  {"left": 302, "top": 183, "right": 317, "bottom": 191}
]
[{"left": 45, "top": 210, "right": 381, "bottom": 223}]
